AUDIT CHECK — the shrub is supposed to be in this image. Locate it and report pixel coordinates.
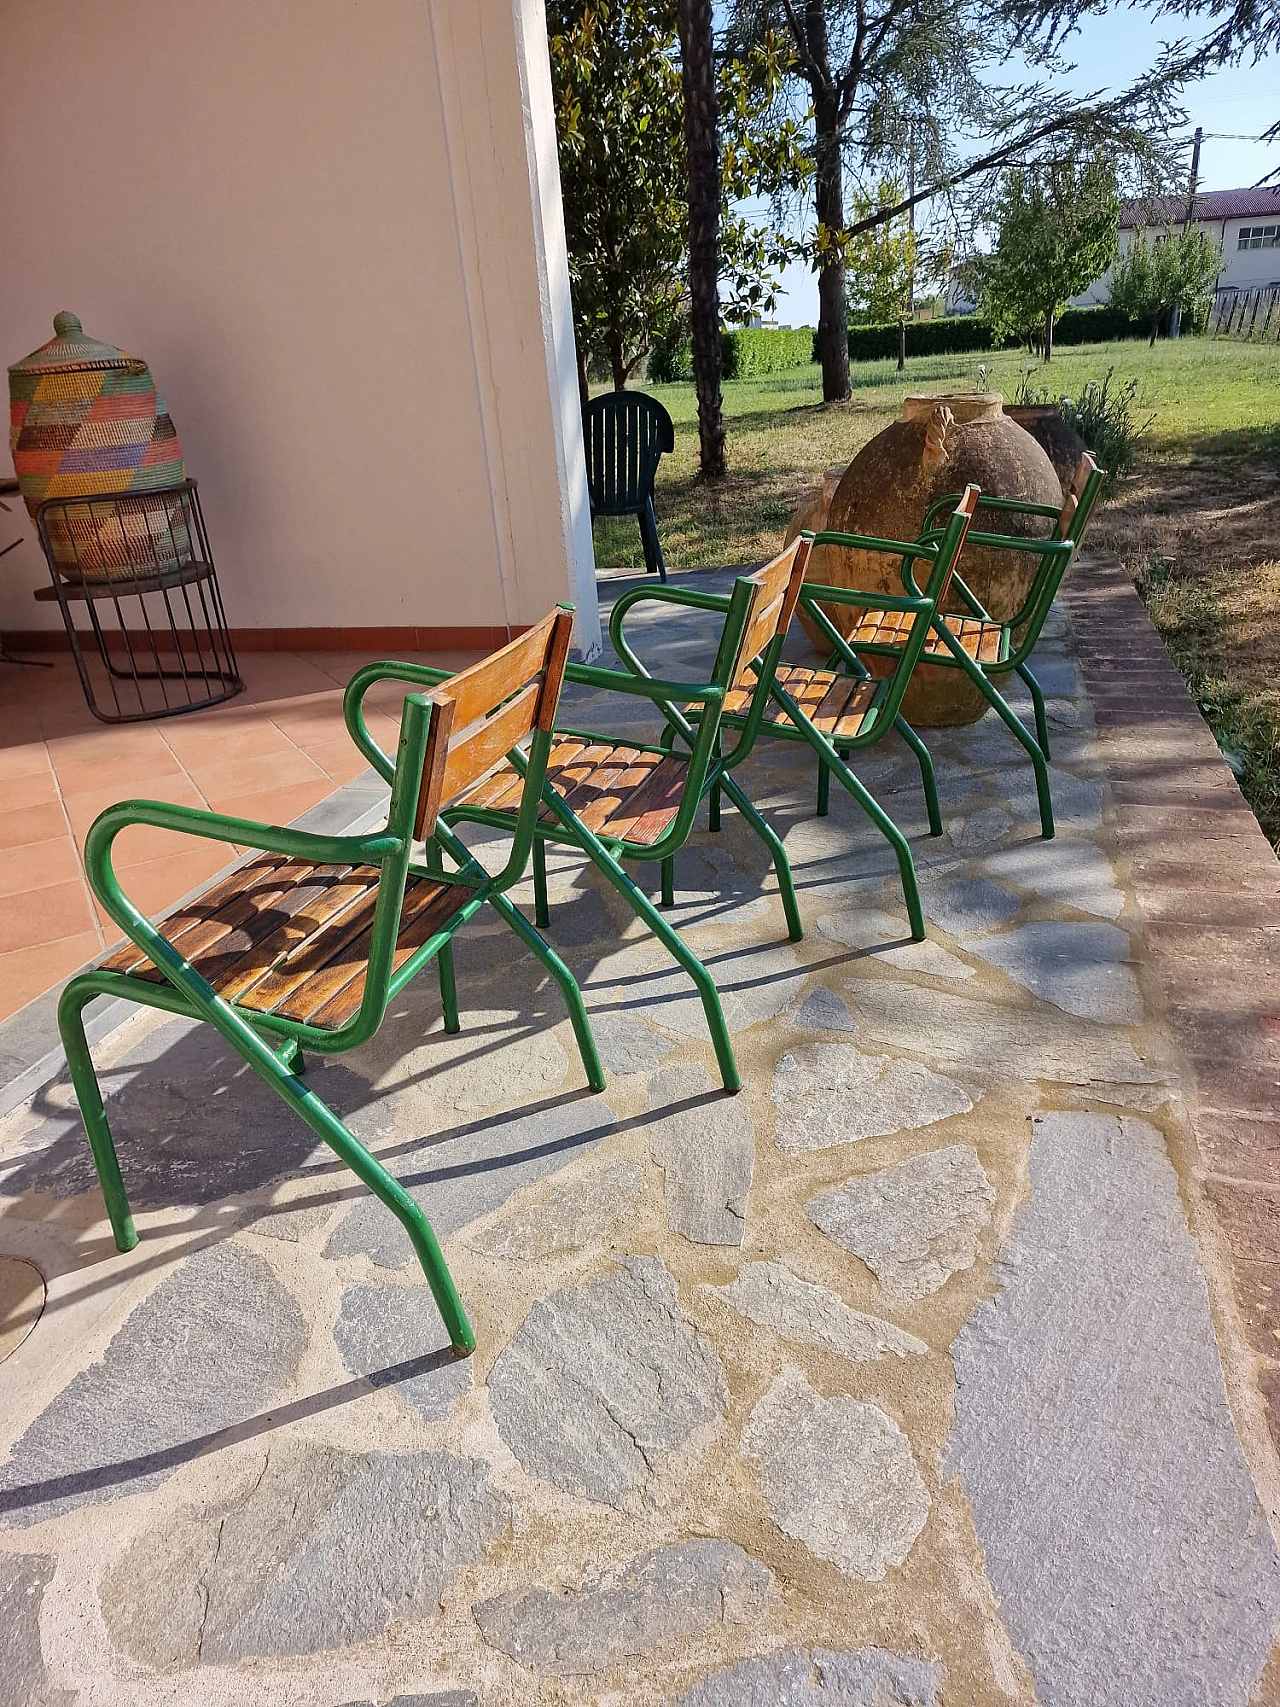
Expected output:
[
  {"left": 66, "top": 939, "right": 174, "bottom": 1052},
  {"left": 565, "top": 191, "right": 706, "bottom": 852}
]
[
  {"left": 721, "top": 325, "right": 815, "bottom": 379},
  {"left": 648, "top": 321, "right": 692, "bottom": 383},
  {"left": 1017, "top": 365, "right": 1152, "bottom": 489}
]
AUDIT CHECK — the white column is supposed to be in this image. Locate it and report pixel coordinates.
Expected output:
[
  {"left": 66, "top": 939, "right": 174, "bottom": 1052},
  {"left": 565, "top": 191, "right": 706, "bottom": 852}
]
[{"left": 429, "top": 0, "right": 600, "bottom": 658}]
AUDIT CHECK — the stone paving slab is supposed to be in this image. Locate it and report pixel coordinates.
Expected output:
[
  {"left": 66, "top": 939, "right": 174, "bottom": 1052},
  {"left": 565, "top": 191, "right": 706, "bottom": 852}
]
[{"left": 0, "top": 564, "right": 1276, "bottom": 1704}]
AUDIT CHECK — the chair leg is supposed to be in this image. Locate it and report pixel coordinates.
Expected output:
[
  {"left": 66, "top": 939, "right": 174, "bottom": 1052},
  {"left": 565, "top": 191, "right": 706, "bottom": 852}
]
[
  {"left": 58, "top": 979, "right": 137, "bottom": 1254},
  {"left": 553, "top": 827, "right": 740, "bottom": 1092},
  {"left": 437, "top": 940, "right": 460, "bottom": 1034},
  {"left": 532, "top": 837, "right": 550, "bottom": 929},
  {"left": 661, "top": 856, "right": 675, "bottom": 909},
  {"left": 1017, "top": 662, "right": 1051, "bottom": 760},
  {"left": 485, "top": 891, "right": 605, "bottom": 1093},
  {"left": 716, "top": 773, "right": 804, "bottom": 943},
  {"left": 800, "top": 737, "right": 927, "bottom": 940},
  {"left": 639, "top": 498, "right": 667, "bottom": 583},
  {"left": 817, "top": 758, "right": 831, "bottom": 818},
  {"left": 945, "top": 652, "right": 1055, "bottom": 840},
  {"left": 893, "top": 714, "right": 943, "bottom": 836},
  {"left": 62, "top": 973, "right": 478, "bottom": 1355}
]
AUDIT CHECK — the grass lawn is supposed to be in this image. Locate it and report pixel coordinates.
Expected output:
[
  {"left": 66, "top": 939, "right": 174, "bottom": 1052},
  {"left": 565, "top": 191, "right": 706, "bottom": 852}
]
[{"left": 593, "top": 335, "right": 1280, "bottom": 848}]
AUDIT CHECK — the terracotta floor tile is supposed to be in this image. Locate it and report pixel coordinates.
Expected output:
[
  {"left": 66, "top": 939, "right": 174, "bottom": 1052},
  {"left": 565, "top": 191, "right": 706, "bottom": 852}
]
[
  {"left": 0, "top": 930, "right": 103, "bottom": 1024},
  {"left": 0, "top": 878, "right": 98, "bottom": 955},
  {"left": 55, "top": 747, "right": 189, "bottom": 802},
  {"left": 0, "top": 738, "right": 56, "bottom": 783},
  {"left": 0, "top": 835, "right": 84, "bottom": 900},
  {"left": 206, "top": 779, "right": 332, "bottom": 830},
  {"left": 0, "top": 765, "right": 60, "bottom": 812},
  {"left": 45, "top": 723, "right": 177, "bottom": 768},
  {"left": 99, "top": 842, "right": 239, "bottom": 925},
  {"left": 157, "top": 716, "right": 306, "bottom": 768},
  {"left": 185, "top": 747, "right": 329, "bottom": 802},
  {"left": 301, "top": 739, "right": 372, "bottom": 784},
  {"left": 0, "top": 800, "right": 70, "bottom": 851}
]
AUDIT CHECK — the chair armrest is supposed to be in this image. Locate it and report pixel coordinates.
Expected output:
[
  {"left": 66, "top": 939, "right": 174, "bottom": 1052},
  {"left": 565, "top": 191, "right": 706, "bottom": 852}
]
[
  {"left": 800, "top": 582, "right": 932, "bottom": 614},
  {"left": 607, "top": 583, "right": 731, "bottom": 679},
  {"left": 343, "top": 659, "right": 455, "bottom": 784},
  {"left": 81, "top": 801, "right": 401, "bottom": 940},
  {"left": 566, "top": 659, "right": 724, "bottom": 706},
  {"left": 922, "top": 491, "right": 1063, "bottom": 532},
  {"left": 963, "top": 531, "right": 1072, "bottom": 557}
]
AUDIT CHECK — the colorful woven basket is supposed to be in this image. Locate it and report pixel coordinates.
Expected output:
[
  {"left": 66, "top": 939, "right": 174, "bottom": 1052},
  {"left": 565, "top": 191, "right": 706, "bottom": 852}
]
[{"left": 8, "top": 312, "right": 187, "bottom": 581}]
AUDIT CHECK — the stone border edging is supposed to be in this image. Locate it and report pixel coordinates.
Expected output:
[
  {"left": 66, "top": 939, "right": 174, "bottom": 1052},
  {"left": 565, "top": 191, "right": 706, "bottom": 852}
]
[{"left": 1061, "top": 551, "right": 1280, "bottom": 1459}]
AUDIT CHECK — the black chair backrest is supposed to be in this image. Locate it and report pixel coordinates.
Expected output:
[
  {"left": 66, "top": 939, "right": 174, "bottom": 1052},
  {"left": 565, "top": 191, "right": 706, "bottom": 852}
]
[{"left": 582, "top": 390, "right": 675, "bottom": 516}]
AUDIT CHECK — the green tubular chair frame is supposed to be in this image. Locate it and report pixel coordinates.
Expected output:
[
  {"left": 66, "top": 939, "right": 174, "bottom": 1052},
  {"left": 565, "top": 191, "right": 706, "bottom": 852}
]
[
  {"left": 58, "top": 610, "right": 602, "bottom": 1358},
  {"left": 685, "top": 491, "right": 979, "bottom": 942},
  {"left": 345, "top": 547, "right": 812, "bottom": 1097},
  {"left": 856, "top": 454, "right": 1106, "bottom": 840}
]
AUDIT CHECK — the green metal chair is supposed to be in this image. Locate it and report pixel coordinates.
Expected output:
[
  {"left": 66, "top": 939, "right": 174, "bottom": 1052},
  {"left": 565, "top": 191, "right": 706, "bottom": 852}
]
[
  {"left": 849, "top": 453, "right": 1105, "bottom": 839},
  {"left": 59, "top": 609, "right": 602, "bottom": 1357},
  {"left": 583, "top": 390, "right": 675, "bottom": 580},
  {"left": 346, "top": 540, "right": 813, "bottom": 1097},
  {"left": 685, "top": 489, "right": 979, "bottom": 942}
]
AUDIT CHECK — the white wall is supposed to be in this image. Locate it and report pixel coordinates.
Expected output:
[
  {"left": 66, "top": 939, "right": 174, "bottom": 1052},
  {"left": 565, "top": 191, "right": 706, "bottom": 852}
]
[
  {"left": 1074, "top": 216, "right": 1280, "bottom": 307},
  {"left": 0, "top": 0, "right": 599, "bottom": 653}
]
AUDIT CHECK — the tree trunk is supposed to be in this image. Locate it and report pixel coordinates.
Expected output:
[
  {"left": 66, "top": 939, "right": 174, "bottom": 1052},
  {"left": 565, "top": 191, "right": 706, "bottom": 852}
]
[
  {"left": 677, "top": 0, "right": 726, "bottom": 480},
  {"left": 897, "top": 316, "right": 906, "bottom": 372},
  {"left": 813, "top": 83, "right": 851, "bottom": 402},
  {"left": 608, "top": 326, "right": 627, "bottom": 392},
  {"left": 1043, "top": 307, "right": 1054, "bottom": 363}
]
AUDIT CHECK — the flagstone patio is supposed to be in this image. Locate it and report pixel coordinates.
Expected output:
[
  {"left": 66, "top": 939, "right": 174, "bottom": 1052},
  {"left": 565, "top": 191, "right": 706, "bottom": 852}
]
[{"left": 1, "top": 569, "right": 1278, "bottom": 1706}]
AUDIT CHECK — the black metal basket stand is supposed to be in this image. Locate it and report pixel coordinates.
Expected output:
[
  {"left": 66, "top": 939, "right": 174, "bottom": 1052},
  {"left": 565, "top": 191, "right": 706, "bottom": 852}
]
[{"left": 34, "top": 480, "right": 243, "bottom": 723}]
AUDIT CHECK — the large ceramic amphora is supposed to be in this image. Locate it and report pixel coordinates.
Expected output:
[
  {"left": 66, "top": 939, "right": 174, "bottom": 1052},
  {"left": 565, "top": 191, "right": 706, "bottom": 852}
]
[
  {"left": 799, "top": 393, "right": 1061, "bottom": 726},
  {"left": 1003, "top": 402, "right": 1088, "bottom": 500},
  {"left": 8, "top": 312, "right": 187, "bottom": 581}
]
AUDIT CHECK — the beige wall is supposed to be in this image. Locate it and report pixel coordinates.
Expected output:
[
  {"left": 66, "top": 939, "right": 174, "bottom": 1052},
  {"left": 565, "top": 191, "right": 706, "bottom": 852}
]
[{"left": 0, "top": 0, "right": 599, "bottom": 651}]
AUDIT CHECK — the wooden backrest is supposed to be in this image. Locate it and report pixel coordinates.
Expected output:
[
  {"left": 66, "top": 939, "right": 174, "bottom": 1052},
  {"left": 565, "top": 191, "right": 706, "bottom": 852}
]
[
  {"left": 582, "top": 391, "right": 675, "bottom": 514},
  {"left": 1056, "top": 452, "right": 1099, "bottom": 540},
  {"left": 932, "top": 484, "right": 980, "bottom": 606},
  {"left": 729, "top": 535, "right": 812, "bottom": 689},
  {"left": 414, "top": 609, "right": 574, "bottom": 838}
]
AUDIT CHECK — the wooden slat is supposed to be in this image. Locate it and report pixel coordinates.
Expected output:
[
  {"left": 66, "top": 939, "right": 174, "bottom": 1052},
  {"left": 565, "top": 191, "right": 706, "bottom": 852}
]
[
  {"left": 99, "top": 852, "right": 297, "bottom": 977},
  {"left": 809, "top": 675, "right": 864, "bottom": 735},
  {"left": 227, "top": 871, "right": 388, "bottom": 1012},
  {"left": 209, "top": 866, "right": 378, "bottom": 1003},
  {"left": 280, "top": 879, "right": 471, "bottom": 1030},
  {"left": 443, "top": 614, "right": 557, "bottom": 735},
  {"left": 439, "top": 681, "right": 540, "bottom": 807}
]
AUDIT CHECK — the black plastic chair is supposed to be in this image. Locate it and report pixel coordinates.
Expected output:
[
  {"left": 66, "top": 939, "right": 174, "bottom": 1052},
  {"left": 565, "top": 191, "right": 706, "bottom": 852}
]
[{"left": 582, "top": 390, "right": 674, "bottom": 581}]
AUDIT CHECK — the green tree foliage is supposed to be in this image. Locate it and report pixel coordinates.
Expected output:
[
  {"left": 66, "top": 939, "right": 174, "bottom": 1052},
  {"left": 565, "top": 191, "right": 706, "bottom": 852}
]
[
  {"left": 1107, "top": 226, "right": 1224, "bottom": 344},
  {"left": 548, "top": 0, "right": 807, "bottom": 400},
  {"left": 725, "top": 0, "right": 1186, "bottom": 402},
  {"left": 548, "top": 0, "right": 687, "bottom": 395},
  {"left": 845, "top": 178, "right": 917, "bottom": 326},
  {"left": 978, "top": 156, "right": 1120, "bottom": 360}
]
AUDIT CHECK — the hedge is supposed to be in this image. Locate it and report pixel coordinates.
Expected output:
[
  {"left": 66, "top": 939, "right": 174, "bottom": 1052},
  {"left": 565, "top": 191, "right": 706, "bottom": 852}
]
[
  {"left": 833, "top": 303, "right": 1147, "bottom": 365},
  {"left": 649, "top": 324, "right": 816, "bottom": 383},
  {"left": 720, "top": 325, "right": 815, "bottom": 379}
]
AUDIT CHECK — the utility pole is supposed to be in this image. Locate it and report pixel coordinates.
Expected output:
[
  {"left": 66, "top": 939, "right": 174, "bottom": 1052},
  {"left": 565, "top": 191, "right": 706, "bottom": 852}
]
[{"left": 1170, "top": 126, "right": 1203, "bottom": 338}]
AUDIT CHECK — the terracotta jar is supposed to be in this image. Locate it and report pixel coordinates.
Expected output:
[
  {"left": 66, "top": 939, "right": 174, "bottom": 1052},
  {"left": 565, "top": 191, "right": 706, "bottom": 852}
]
[
  {"left": 1003, "top": 402, "right": 1088, "bottom": 500},
  {"left": 8, "top": 312, "right": 186, "bottom": 580},
  {"left": 798, "top": 393, "right": 1061, "bottom": 725}
]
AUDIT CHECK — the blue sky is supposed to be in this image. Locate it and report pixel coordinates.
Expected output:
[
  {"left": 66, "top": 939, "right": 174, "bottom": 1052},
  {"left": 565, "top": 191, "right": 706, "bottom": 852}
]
[{"left": 768, "top": 12, "right": 1279, "bottom": 326}]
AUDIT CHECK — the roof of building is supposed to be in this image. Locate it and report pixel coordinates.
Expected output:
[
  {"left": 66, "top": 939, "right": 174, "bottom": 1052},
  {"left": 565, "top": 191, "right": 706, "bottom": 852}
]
[{"left": 1121, "top": 186, "right": 1280, "bottom": 227}]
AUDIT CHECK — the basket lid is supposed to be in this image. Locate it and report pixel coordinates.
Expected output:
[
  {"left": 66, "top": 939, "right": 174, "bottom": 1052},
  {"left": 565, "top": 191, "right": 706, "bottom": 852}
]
[{"left": 8, "top": 312, "right": 148, "bottom": 378}]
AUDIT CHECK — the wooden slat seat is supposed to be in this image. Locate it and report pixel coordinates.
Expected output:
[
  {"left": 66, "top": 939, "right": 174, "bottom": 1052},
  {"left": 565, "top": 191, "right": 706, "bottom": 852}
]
[
  {"left": 99, "top": 851, "right": 470, "bottom": 1030},
  {"left": 455, "top": 736, "right": 689, "bottom": 847},
  {"left": 723, "top": 664, "right": 878, "bottom": 739},
  {"left": 847, "top": 606, "right": 1006, "bottom": 665}
]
